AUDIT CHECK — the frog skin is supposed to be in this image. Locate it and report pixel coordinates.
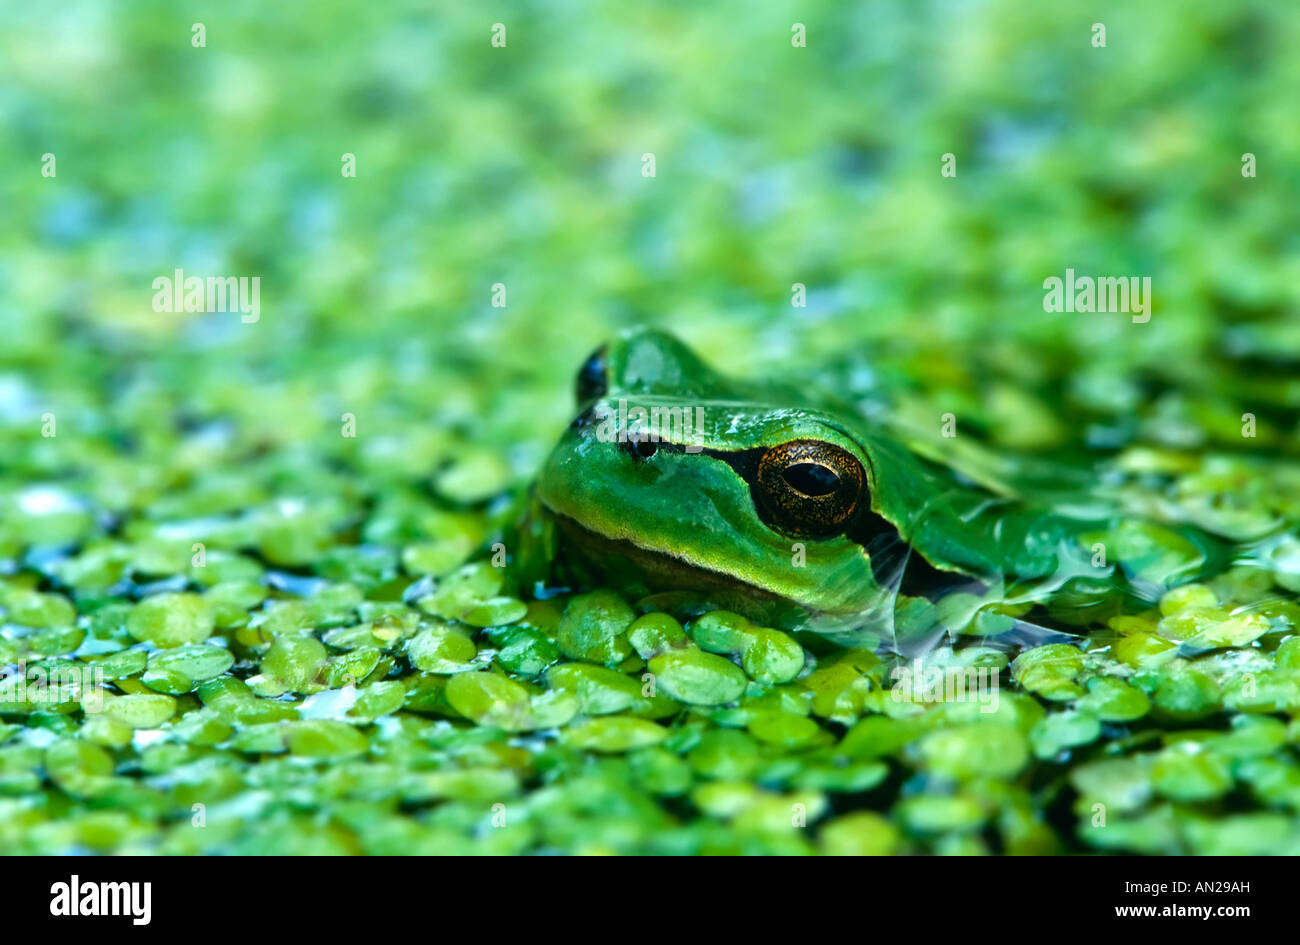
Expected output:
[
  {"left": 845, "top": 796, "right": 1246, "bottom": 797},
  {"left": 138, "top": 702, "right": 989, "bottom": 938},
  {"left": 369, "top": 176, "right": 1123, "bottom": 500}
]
[{"left": 529, "top": 328, "right": 1229, "bottom": 643}]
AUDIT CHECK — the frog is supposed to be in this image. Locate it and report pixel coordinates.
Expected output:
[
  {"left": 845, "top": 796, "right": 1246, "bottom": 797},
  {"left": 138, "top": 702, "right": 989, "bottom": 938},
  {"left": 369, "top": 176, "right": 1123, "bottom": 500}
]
[{"left": 520, "top": 328, "right": 1231, "bottom": 649}]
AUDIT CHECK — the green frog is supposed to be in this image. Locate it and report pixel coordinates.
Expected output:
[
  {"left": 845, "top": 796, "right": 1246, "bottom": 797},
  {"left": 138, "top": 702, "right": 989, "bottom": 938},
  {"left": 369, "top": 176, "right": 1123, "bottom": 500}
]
[{"left": 517, "top": 329, "right": 1230, "bottom": 650}]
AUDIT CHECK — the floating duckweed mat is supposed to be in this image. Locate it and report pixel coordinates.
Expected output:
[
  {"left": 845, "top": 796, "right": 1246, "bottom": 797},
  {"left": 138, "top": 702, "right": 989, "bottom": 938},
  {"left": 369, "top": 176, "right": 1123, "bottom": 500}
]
[{"left": 3, "top": 0, "right": 1300, "bottom": 854}]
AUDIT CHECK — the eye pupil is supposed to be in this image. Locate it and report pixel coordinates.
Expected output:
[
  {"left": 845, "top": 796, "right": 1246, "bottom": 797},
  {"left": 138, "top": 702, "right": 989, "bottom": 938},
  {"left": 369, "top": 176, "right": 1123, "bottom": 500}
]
[{"left": 783, "top": 463, "right": 839, "bottom": 496}]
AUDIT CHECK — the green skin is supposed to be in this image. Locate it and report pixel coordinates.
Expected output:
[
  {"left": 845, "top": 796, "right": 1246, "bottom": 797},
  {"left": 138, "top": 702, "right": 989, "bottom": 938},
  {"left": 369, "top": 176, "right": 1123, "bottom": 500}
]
[{"left": 528, "top": 329, "right": 1227, "bottom": 643}]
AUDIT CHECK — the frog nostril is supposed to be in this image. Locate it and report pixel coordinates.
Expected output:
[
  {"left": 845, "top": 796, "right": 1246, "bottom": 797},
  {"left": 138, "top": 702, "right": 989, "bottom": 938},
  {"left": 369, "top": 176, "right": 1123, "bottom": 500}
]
[
  {"left": 569, "top": 404, "right": 597, "bottom": 430},
  {"left": 623, "top": 435, "right": 658, "bottom": 461}
]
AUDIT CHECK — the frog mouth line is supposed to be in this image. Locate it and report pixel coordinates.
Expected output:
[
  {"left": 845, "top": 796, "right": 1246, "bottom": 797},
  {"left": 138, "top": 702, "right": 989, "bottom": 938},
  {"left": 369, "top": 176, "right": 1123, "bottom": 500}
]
[
  {"left": 544, "top": 503, "right": 972, "bottom": 615},
  {"left": 544, "top": 507, "right": 815, "bottom": 612}
]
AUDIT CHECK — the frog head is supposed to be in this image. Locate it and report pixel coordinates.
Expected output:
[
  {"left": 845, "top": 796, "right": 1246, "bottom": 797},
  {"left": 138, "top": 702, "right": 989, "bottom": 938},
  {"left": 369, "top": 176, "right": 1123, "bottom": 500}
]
[{"left": 538, "top": 329, "right": 949, "bottom": 627}]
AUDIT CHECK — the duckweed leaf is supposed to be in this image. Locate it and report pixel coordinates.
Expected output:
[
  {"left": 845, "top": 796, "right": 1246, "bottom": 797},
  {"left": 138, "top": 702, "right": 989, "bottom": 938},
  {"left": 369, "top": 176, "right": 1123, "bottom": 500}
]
[
  {"left": 563, "top": 717, "right": 667, "bottom": 753},
  {"left": 648, "top": 649, "right": 746, "bottom": 706},
  {"left": 126, "top": 593, "right": 215, "bottom": 648},
  {"left": 286, "top": 720, "right": 368, "bottom": 759},
  {"left": 444, "top": 672, "right": 534, "bottom": 731},
  {"left": 102, "top": 693, "right": 178, "bottom": 729},
  {"left": 556, "top": 591, "right": 635, "bottom": 666},
  {"left": 407, "top": 624, "right": 478, "bottom": 673}
]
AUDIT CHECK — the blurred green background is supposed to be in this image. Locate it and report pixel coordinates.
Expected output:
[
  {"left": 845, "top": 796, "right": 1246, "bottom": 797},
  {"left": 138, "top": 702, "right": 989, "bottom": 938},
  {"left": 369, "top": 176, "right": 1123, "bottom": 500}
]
[
  {"left": 2, "top": 0, "right": 1299, "bottom": 855},
  {"left": 5, "top": 0, "right": 1299, "bottom": 487}
]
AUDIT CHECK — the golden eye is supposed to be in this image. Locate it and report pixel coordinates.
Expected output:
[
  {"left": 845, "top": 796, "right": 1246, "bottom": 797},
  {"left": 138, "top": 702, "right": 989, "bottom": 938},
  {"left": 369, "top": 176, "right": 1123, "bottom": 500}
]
[{"left": 754, "top": 439, "right": 866, "bottom": 538}]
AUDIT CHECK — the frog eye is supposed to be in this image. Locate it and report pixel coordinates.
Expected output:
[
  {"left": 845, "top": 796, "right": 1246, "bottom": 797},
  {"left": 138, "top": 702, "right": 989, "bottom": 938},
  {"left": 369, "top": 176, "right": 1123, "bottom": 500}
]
[
  {"left": 575, "top": 344, "right": 608, "bottom": 404},
  {"left": 754, "top": 439, "right": 866, "bottom": 538}
]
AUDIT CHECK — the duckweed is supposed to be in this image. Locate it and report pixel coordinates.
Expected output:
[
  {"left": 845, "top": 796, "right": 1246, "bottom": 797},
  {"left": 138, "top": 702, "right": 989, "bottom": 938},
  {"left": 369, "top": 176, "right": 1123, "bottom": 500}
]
[
  {"left": 820, "top": 813, "right": 901, "bottom": 856},
  {"left": 1010, "top": 644, "right": 1085, "bottom": 700},
  {"left": 286, "top": 720, "right": 369, "bottom": 760},
  {"left": 1077, "top": 677, "right": 1150, "bottom": 722},
  {"left": 444, "top": 672, "right": 535, "bottom": 731},
  {"left": 126, "top": 593, "right": 215, "bottom": 648},
  {"left": 258, "top": 635, "right": 328, "bottom": 694},
  {"left": 649, "top": 648, "right": 747, "bottom": 706},
  {"left": 144, "top": 645, "right": 235, "bottom": 692},
  {"left": 546, "top": 663, "right": 645, "bottom": 715},
  {"left": 563, "top": 717, "right": 668, "bottom": 753},
  {"left": 920, "top": 723, "right": 1030, "bottom": 780},
  {"left": 1150, "top": 746, "right": 1233, "bottom": 802},
  {"left": 627, "top": 613, "right": 689, "bottom": 659},
  {"left": 556, "top": 591, "right": 636, "bottom": 667},
  {"left": 407, "top": 624, "right": 479, "bottom": 674},
  {"left": 746, "top": 711, "right": 823, "bottom": 749},
  {"left": 102, "top": 694, "right": 178, "bottom": 729}
]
